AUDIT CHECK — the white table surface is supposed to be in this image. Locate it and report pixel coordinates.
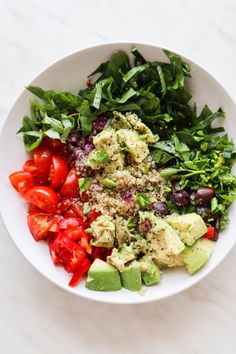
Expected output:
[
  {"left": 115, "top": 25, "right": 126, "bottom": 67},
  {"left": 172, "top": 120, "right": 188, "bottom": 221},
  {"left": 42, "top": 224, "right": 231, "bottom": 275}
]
[{"left": 1, "top": 0, "right": 236, "bottom": 353}]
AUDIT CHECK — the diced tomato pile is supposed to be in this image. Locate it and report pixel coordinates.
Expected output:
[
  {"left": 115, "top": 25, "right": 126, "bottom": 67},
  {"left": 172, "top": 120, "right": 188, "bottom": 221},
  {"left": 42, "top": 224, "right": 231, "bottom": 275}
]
[{"left": 9, "top": 138, "right": 110, "bottom": 287}]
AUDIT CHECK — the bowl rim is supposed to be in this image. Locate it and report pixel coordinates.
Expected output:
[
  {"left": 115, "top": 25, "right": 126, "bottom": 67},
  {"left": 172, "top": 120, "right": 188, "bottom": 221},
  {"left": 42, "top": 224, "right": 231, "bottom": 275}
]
[{"left": 1, "top": 41, "right": 236, "bottom": 304}]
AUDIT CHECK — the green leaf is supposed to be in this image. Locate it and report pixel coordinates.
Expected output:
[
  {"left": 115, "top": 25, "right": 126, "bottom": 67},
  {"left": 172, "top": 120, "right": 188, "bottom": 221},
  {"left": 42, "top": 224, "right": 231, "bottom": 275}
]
[
  {"left": 115, "top": 88, "right": 137, "bottom": 103},
  {"left": 136, "top": 193, "right": 151, "bottom": 207},
  {"left": 86, "top": 150, "right": 110, "bottom": 170},
  {"left": 23, "top": 130, "right": 43, "bottom": 151},
  {"left": 131, "top": 47, "right": 147, "bottom": 65},
  {"left": 123, "top": 63, "right": 150, "bottom": 83},
  {"left": 101, "top": 178, "right": 117, "bottom": 188},
  {"left": 190, "top": 109, "right": 224, "bottom": 132},
  {"left": 44, "top": 129, "right": 61, "bottom": 140},
  {"left": 156, "top": 64, "right": 166, "bottom": 96},
  {"left": 151, "top": 149, "right": 174, "bottom": 164},
  {"left": 27, "top": 86, "right": 46, "bottom": 99},
  {"left": 78, "top": 178, "right": 92, "bottom": 195},
  {"left": 126, "top": 218, "right": 137, "bottom": 228},
  {"left": 90, "top": 52, "right": 130, "bottom": 84},
  {"left": 93, "top": 78, "right": 114, "bottom": 109},
  {"left": 83, "top": 202, "right": 91, "bottom": 214},
  {"left": 80, "top": 116, "right": 92, "bottom": 136},
  {"left": 42, "top": 114, "right": 64, "bottom": 133},
  {"left": 160, "top": 167, "right": 182, "bottom": 178}
]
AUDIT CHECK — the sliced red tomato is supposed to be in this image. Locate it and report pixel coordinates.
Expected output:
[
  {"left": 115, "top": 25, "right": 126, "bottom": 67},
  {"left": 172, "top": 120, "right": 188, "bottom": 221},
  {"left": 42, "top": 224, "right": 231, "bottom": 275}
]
[
  {"left": 23, "top": 160, "right": 37, "bottom": 174},
  {"left": 49, "top": 155, "right": 68, "bottom": 190},
  {"left": 48, "top": 215, "right": 64, "bottom": 233},
  {"left": 28, "top": 204, "right": 43, "bottom": 215},
  {"left": 27, "top": 213, "right": 53, "bottom": 241},
  {"left": 64, "top": 226, "right": 87, "bottom": 241},
  {"left": 81, "top": 192, "right": 89, "bottom": 202},
  {"left": 24, "top": 186, "right": 58, "bottom": 214},
  {"left": 69, "top": 259, "right": 91, "bottom": 287},
  {"left": 60, "top": 169, "right": 79, "bottom": 198},
  {"left": 88, "top": 209, "right": 100, "bottom": 224},
  {"left": 9, "top": 171, "right": 34, "bottom": 193},
  {"left": 51, "top": 233, "right": 86, "bottom": 272},
  {"left": 33, "top": 147, "right": 52, "bottom": 184},
  {"left": 203, "top": 226, "right": 215, "bottom": 239},
  {"left": 48, "top": 239, "right": 61, "bottom": 265},
  {"left": 63, "top": 209, "right": 78, "bottom": 218},
  {"left": 43, "top": 137, "right": 67, "bottom": 156},
  {"left": 80, "top": 233, "right": 92, "bottom": 254},
  {"left": 70, "top": 201, "right": 84, "bottom": 218},
  {"left": 59, "top": 217, "right": 83, "bottom": 230}
]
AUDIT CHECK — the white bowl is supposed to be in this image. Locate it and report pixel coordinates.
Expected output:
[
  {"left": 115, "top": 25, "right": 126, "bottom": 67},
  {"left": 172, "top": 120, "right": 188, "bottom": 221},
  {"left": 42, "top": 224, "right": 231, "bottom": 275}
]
[{"left": 0, "top": 42, "right": 236, "bottom": 304}]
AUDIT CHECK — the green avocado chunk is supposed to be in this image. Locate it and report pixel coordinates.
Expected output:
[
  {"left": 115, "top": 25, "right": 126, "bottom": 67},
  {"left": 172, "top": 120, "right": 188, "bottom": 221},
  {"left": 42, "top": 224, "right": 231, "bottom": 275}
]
[
  {"left": 140, "top": 255, "right": 161, "bottom": 286},
  {"left": 166, "top": 213, "right": 208, "bottom": 246},
  {"left": 181, "top": 238, "right": 215, "bottom": 274},
  {"left": 120, "top": 261, "right": 142, "bottom": 291},
  {"left": 86, "top": 259, "right": 121, "bottom": 291}
]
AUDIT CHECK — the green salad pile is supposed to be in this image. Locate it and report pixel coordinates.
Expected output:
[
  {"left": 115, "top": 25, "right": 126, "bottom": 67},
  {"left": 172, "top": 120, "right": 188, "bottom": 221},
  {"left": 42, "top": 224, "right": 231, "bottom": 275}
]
[{"left": 19, "top": 48, "right": 236, "bottom": 231}]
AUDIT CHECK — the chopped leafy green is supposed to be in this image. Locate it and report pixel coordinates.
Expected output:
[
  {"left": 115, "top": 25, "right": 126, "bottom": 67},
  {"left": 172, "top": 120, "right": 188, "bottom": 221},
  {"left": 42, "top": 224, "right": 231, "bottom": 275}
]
[
  {"left": 83, "top": 202, "right": 91, "bottom": 214},
  {"left": 126, "top": 218, "right": 137, "bottom": 228},
  {"left": 136, "top": 193, "right": 151, "bottom": 207},
  {"left": 78, "top": 178, "right": 92, "bottom": 195},
  {"left": 101, "top": 178, "right": 117, "bottom": 188}
]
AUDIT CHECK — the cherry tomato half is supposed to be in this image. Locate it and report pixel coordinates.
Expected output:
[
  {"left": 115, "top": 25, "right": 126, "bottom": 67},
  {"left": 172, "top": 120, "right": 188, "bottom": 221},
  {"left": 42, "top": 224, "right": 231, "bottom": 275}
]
[
  {"left": 24, "top": 186, "right": 58, "bottom": 214},
  {"left": 27, "top": 213, "right": 53, "bottom": 241},
  {"left": 59, "top": 217, "right": 83, "bottom": 230},
  {"left": 23, "top": 160, "right": 37, "bottom": 174},
  {"left": 49, "top": 155, "right": 68, "bottom": 190},
  {"left": 60, "top": 169, "right": 79, "bottom": 198},
  {"left": 9, "top": 171, "right": 34, "bottom": 193},
  {"left": 33, "top": 147, "right": 52, "bottom": 184}
]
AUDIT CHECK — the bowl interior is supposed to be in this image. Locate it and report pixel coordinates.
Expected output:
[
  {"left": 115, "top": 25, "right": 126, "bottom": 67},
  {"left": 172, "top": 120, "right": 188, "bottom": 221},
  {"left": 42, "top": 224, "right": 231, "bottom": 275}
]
[{"left": 1, "top": 42, "right": 236, "bottom": 304}]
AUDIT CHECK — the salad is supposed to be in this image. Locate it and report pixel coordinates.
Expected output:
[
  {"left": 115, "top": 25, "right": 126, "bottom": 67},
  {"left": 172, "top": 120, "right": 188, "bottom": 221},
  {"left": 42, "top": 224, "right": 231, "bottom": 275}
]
[{"left": 9, "top": 48, "right": 236, "bottom": 292}]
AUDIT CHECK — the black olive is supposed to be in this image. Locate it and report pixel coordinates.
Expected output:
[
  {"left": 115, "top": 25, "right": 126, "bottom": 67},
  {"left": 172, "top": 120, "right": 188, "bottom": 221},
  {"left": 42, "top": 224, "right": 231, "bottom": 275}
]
[
  {"left": 194, "top": 187, "right": 214, "bottom": 204},
  {"left": 153, "top": 202, "right": 169, "bottom": 216},
  {"left": 172, "top": 190, "right": 190, "bottom": 206}
]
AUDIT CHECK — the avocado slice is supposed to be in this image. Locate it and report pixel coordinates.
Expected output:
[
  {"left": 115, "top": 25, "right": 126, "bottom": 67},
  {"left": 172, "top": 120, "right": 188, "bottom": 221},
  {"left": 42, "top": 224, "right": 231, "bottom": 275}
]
[
  {"left": 120, "top": 261, "right": 142, "bottom": 291},
  {"left": 182, "top": 238, "right": 215, "bottom": 274},
  {"left": 116, "top": 129, "right": 149, "bottom": 163},
  {"left": 86, "top": 259, "right": 121, "bottom": 291},
  {"left": 166, "top": 213, "right": 208, "bottom": 246},
  {"left": 140, "top": 255, "right": 161, "bottom": 286},
  {"left": 139, "top": 212, "right": 185, "bottom": 267},
  {"left": 107, "top": 244, "right": 136, "bottom": 272},
  {"left": 91, "top": 215, "right": 115, "bottom": 248}
]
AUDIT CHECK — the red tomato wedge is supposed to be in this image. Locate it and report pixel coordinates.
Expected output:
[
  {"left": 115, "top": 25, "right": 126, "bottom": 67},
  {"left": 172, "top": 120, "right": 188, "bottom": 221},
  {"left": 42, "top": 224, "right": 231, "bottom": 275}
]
[
  {"left": 60, "top": 169, "right": 79, "bottom": 198},
  {"left": 49, "top": 155, "right": 68, "bottom": 190},
  {"left": 69, "top": 259, "right": 91, "bottom": 287},
  {"left": 23, "top": 160, "right": 37, "bottom": 174},
  {"left": 9, "top": 171, "right": 34, "bottom": 193},
  {"left": 64, "top": 226, "right": 87, "bottom": 241},
  {"left": 48, "top": 239, "right": 61, "bottom": 265},
  {"left": 27, "top": 213, "right": 53, "bottom": 241},
  {"left": 33, "top": 147, "right": 52, "bottom": 184},
  {"left": 59, "top": 217, "right": 83, "bottom": 230},
  {"left": 24, "top": 186, "right": 58, "bottom": 214}
]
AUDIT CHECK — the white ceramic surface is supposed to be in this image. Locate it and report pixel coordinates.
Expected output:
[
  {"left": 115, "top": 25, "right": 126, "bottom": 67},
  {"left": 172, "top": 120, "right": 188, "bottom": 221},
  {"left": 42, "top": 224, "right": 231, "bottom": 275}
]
[{"left": 0, "top": 42, "right": 235, "bottom": 304}]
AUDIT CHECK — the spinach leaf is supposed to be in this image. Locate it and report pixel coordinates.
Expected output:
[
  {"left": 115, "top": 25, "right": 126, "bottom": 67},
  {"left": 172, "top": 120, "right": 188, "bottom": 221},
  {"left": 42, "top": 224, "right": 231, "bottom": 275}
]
[{"left": 78, "top": 178, "right": 92, "bottom": 195}]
